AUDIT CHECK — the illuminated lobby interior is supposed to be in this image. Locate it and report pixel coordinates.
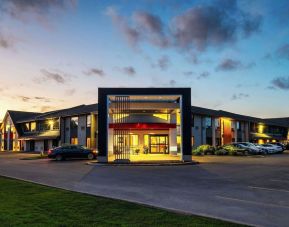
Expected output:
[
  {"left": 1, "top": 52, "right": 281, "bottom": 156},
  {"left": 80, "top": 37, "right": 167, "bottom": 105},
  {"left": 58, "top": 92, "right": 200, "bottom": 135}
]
[{"left": 106, "top": 95, "right": 183, "bottom": 162}]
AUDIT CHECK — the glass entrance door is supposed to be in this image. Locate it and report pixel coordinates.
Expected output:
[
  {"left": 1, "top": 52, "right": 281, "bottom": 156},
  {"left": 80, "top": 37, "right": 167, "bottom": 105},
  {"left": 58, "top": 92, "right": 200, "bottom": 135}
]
[{"left": 149, "top": 135, "right": 169, "bottom": 154}]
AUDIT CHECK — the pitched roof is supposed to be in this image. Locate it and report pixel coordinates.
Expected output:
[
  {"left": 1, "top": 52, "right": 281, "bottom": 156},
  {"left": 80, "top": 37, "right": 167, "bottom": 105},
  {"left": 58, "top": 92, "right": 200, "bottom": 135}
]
[
  {"left": 191, "top": 106, "right": 219, "bottom": 116},
  {"left": 15, "top": 104, "right": 98, "bottom": 122},
  {"left": 264, "top": 117, "right": 289, "bottom": 128},
  {"left": 35, "top": 104, "right": 98, "bottom": 120},
  {"left": 191, "top": 106, "right": 288, "bottom": 127},
  {"left": 8, "top": 110, "right": 41, "bottom": 124}
]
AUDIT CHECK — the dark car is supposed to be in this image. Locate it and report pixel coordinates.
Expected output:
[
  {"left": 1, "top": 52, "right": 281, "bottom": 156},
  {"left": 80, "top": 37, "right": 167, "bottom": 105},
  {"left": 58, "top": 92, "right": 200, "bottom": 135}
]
[{"left": 48, "top": 145, "right": 97, "bottom": 161}]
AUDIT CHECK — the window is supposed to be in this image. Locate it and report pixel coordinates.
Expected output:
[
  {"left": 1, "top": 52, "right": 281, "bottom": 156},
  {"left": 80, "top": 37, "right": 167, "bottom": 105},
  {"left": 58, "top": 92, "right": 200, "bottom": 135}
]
[
  {"left": 53, "top": 120, "right": 59, "bottom": 130},
  {"left": 236, "top": 121, "right": 240, "bottom": 130},
  {"left": 71, "top": 117, "right": 78, "bottom": 129},
  {"left": 87, "top": 115, "right": 91, "bottom": 127},
  {"left": 23, "top": 123, "right": 29, "bottom": 132},
  {"left": 205, "top": 117, "right": 212, "bottom": 128},
  {"left": 215, "top": 118, "right": 220, "bottom": 128},
  {"left": 31, "top": 122, "right": 36, "bottom": 132},
  {"left": 71, "top": 137, "right": 78, "bottom": 145},
  {"left": 39, "top": 121, "right": 50, "bottom": 131}
]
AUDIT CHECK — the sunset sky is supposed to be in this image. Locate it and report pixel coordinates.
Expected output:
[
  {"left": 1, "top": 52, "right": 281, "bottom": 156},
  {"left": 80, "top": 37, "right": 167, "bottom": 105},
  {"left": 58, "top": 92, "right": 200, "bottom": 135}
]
[{"left": 0, "top": 0, "right": 289, "bottom": 120}]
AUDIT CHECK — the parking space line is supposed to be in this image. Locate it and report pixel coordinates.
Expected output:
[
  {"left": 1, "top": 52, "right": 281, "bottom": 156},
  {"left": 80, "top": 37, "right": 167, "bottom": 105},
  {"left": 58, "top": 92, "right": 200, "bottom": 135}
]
[
  {"left": 216, "top": 195, "right": 289, "bottom": 209},
  {"left": 248, "top": 186, "right": 289, "bottom": 193}
]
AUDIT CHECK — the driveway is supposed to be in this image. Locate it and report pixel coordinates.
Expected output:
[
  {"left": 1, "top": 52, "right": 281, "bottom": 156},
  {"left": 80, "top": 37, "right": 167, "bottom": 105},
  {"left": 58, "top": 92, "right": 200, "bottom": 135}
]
[{"left": 1, "top": 152, "right": 289, "bottom": 227}]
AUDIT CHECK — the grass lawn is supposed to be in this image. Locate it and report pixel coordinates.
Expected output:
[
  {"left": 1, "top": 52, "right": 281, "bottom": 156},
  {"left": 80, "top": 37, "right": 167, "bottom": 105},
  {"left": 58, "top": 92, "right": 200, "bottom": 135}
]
[{"left": 0, "top": 176, "right": 243, "bottom": 226}]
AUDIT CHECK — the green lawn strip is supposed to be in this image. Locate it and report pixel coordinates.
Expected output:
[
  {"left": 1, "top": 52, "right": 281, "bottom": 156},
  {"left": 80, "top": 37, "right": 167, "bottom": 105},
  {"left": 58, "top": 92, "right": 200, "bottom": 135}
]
[{"left": 0, "top": 176, "right": 244, "bottom": 226}]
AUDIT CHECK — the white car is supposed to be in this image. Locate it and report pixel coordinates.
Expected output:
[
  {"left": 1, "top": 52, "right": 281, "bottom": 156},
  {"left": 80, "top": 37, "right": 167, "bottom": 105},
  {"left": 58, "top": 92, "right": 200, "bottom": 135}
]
[
  {"left": 260, "top": 144, "right": 282, "bottom": 154},
  {"left": 233, "top": 142, "right": 263, "bottom": 154}
]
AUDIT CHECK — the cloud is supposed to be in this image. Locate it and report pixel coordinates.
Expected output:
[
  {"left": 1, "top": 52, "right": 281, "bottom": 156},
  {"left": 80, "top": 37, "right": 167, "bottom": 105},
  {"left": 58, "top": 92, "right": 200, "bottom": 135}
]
[
  {"left": 0, "top": 0, "right": 76, "bottom": 23},
  {"left": 216, "top": 59, "right": 242, "bottom": 71},
  {"left": 133, "top": 11, "right": 168, "bottom": 47},
  {"left": 216, "top": 58, "right": 255, "bottom": 71},
  {"left": 197, "top": 71, "right": 210, "bottom": 79},
  {"left": 34, "top": 69, "right": 72, "bottom": 84},
  {"left": 106, "top": 7, "right": 140, "bottom": 47},
  {"left": 17, "top": 95, "right": 52, "bottom": 103},
  {"left": 271, "top": 76, "right": 289, "bottom": 90},
  {"left": 84, "top": 68, "right": 105, "bottom": 77},
  {"left": 169, "top": 79, "right": 176, "bottom": 86},
  {"left": 171, "top": 6, "right": 236, "bottom": 50},
  {"left": 0, "top": 33, "right": 14, "bottom": 49},
  {"left": 183, "top": 71, "right": 195, "bottom": 76},
  {"left": 121, "top": 66, "right": 136, "bottom": 76},
  {"left": 156, "top": 55, "right": 170, "bottom": 70},
  {"left": 231, "top": 93, "right": 249, "bottom": 100},
  {"left": 39, "top": 106, "right": 53, "bottom": 112},
  {"left": 242, "top": 14, "right": 262, "bottom": 37},
  {"left": 276, "top": 44, "right": 289, "bottom": 60},
  {"left": 65, "top": 89, "right": 76, "bottom": 95},
  {"left": 107, "top": 1, "right": 262, "bottom": 53}
]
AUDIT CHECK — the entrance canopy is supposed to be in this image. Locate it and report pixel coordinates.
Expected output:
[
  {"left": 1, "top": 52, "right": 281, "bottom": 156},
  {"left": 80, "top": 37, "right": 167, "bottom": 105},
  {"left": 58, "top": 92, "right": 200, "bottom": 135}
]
[{"left": 97, "top": 88, "right": 192, "bottom": 163}]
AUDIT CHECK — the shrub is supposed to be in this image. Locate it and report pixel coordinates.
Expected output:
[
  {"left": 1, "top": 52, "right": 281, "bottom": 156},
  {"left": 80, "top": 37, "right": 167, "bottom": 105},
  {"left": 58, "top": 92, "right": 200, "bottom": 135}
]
[
  {"left": 192, "top": 144, "right": 215, "bottom": 155},
  {"left": 215, "top": 149, "right": 228, "bottom": 155}
]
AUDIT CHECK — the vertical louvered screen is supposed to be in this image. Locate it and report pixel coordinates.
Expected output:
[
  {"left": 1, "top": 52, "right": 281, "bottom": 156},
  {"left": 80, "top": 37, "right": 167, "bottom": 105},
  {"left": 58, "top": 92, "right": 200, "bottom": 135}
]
[{"left": 113, "top": 96, "right": 130, "bottom": 161}]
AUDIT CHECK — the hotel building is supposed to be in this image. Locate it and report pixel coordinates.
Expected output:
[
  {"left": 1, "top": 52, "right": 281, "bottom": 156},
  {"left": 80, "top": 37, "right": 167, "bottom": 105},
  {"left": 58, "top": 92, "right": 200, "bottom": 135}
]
[{"left": 0, "top": 88, "right": 288, "bottom": 162}]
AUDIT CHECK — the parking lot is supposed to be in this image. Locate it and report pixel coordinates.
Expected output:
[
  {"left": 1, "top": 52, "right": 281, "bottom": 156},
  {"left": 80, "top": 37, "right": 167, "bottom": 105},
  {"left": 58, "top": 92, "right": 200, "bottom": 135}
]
[{"left": 0, "top": 151, "right": 289, "bottom": 226}]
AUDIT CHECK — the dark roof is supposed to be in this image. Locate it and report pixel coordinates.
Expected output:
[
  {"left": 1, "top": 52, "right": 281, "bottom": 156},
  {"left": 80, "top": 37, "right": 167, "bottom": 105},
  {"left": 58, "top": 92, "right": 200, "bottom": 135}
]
[
  {"left": 191, "top": 106, "right": 260, "bottom": 122},
  {"left": 264, "top": 117, "right": 289, "bottom": 128},
  {"left": 15, "top": 104, "right": 98, "bottom": 123},
  {"left": 217, "top": 110, "right": 261, "bottom": 123},
  {"left": 7, "top": 110, "right": 41, "bottom": 135},
  {"left": 191, "top": 106, "right": 219, "bottom": 116},
  {"left": 34, "top": 104, "right": 98, "bottom": 120},
  {"left": 8, "top": 110, "right": 41, "bottom": 124},
  {"left": 191, "top": 106, "right": 288, "bottom": 127}
]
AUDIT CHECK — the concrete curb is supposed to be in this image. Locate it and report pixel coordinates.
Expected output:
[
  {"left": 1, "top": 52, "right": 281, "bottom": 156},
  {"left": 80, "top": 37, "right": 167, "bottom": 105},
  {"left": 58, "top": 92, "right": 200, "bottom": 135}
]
[{"left": 86, "top": 161, "right": 199, "bottom": 166}]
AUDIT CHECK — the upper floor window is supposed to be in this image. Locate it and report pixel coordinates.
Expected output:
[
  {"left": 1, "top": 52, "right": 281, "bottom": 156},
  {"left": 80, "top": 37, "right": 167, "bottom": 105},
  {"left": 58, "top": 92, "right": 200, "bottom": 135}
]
[
  {"left": 87, "top": 115, "right": 91, "bottom": 127},
  {"left": 52, "top": 119, "right": 59, "bottom": 130},
  {"left": 215, "top": 118, "right": 220, "bottom": 128},
  {"left": 71, "top": 117, "right": 78, "bottom": 129},
  {"left": 205, "top": 117, "right": 212, "bottom": 128},
  {"left": 236, "top": 121, "right": 240, "bottom": 130},
  {"left": 31, "top": 122, "right": 36, "bottom": 132}
]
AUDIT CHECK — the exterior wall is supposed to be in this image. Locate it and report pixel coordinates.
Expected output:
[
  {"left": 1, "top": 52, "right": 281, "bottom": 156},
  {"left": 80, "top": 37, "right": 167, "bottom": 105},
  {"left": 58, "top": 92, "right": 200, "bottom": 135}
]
[
  {"left": 1, "top": 114, "right": 20, "bottom": 151},
  {"left": 64, "top": 118, "right": 71, "bottom": 144},
  {"left": 77, "top": 115, "right": 86, "bottom": 146},
  {"left": 90, "top": 114, "right": 97, "bottom": 150},
  {"left": 60, "top": 118, "right": 65, "bottom": 145},
  {"left": 192, "top": 115, "right": 203, "bottom": 148},
  {"left": 35, "top": 140, "right": 44, "bottom": 152}
]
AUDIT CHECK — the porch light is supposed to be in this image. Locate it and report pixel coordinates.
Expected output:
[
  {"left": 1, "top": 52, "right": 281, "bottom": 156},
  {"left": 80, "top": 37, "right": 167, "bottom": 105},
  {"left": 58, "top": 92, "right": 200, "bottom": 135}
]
[{"left": 48, "top": 120, "right": 54, "bottom": 126}]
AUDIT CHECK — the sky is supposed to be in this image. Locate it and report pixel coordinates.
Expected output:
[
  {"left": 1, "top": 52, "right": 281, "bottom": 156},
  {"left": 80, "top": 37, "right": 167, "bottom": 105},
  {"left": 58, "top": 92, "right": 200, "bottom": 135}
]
[{"left": 0, "top": 0, "right": 289, "bottom": 120}]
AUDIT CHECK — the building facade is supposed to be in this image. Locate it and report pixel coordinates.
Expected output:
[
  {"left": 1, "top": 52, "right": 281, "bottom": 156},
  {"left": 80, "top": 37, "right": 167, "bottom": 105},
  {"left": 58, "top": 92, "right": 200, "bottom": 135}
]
[{"left": 0, "top": 88, "right": 288, "bottom": 162}]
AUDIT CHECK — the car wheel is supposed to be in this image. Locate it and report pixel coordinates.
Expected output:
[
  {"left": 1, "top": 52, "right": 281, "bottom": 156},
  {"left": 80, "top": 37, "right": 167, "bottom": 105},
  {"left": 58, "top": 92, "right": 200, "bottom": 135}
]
[
  {"left": 55, "top": 154, "right": 63, "bottom": 161},
  {"left": 87, "top": 153, "right": 94, "bottom": 160}
]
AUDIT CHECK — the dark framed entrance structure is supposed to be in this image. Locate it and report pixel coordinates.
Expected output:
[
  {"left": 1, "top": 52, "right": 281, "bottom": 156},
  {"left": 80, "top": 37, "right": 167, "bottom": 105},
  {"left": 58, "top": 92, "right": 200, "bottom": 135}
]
[{"left": 98, "top": 88, "right": 192, "bottom": 163}]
